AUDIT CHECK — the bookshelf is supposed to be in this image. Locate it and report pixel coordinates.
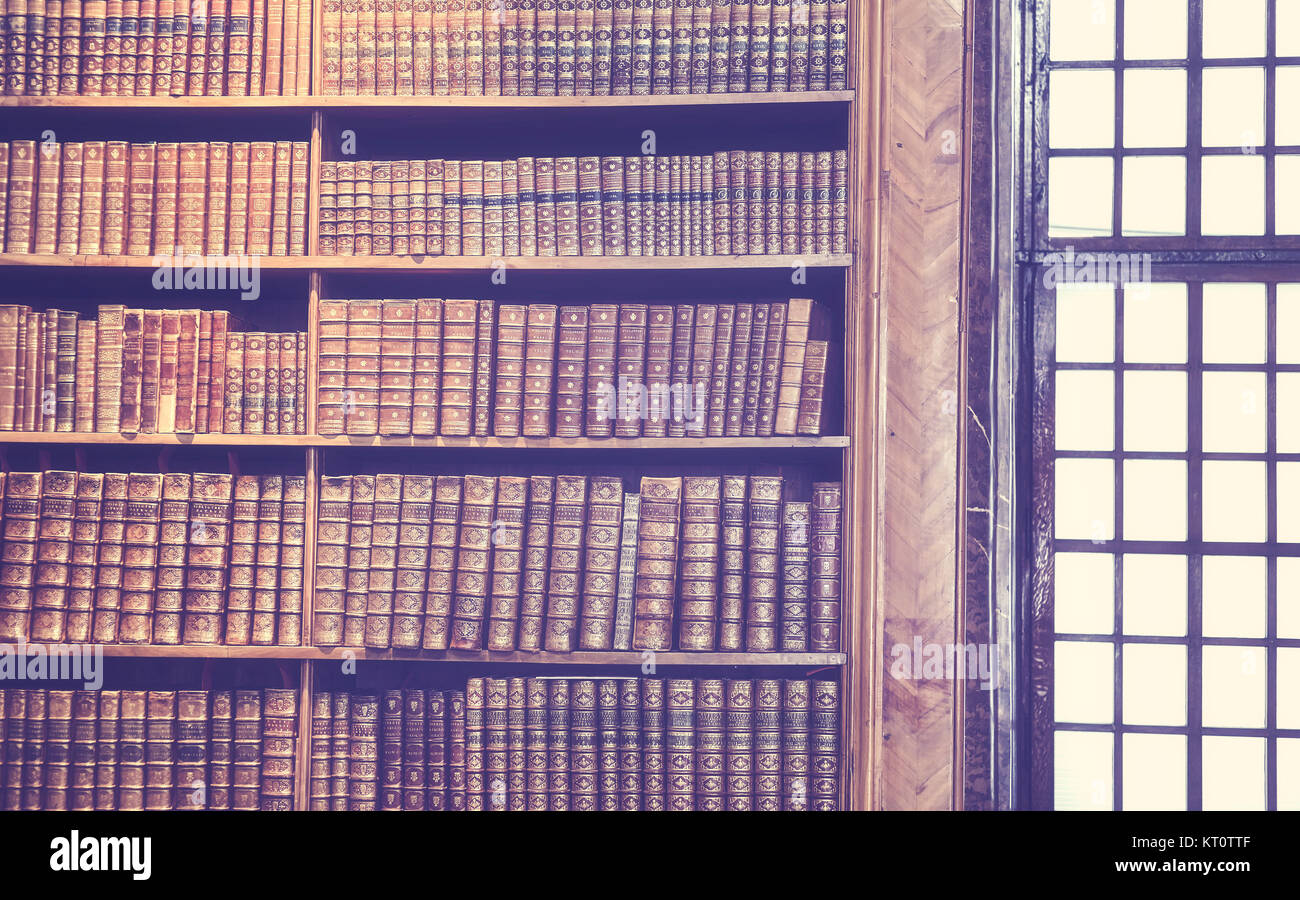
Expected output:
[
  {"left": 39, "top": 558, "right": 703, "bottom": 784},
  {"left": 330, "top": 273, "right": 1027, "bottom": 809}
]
[{"left": 0, "top": 0, "right": 880, "bottom": 812}]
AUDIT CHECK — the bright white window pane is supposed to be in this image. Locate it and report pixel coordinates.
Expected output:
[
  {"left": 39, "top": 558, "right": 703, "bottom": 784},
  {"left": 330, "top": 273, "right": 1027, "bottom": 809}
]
[
  {"left": 1280, "top": 740, "right": 1300, "bottom": 810},
  {"left": 1202, "top": 0, "right": 1266, "bottom": 58},
  {"left": 1123, "top": 733, "right": 1186, "bottom": 810},
  {"left": 1050, "top": 157, "right": 1114, "bottom": 237},
  {"left": 1279, "top": 285, "right": 1300, "bottom": 363},
  {"left": 1122, "top": 156, "right": 1186, "bottom": 236},
  {"left": 1051, "top": 70, "right": 1116, "bottom": 148},
  {"left": 1279, "top": 648, "right": 1300, "bottom": 729},
  {"left": 1056, "top": 371, "right": 1115, "bottom": 450},
  {"left": 1202, "top": 372, "right": 1266, "bottom": 453},
  {"left": 1124, "top": 0, "right": 1187, "bottom": 60},
  {"left": 1056, "top": 459, "right": 1116, "bottom": 541},
  {"left": 1054, "top": 731, "right": 1114, "bottom": 810},
  {"left": 1055, "top": 552, "right": 1115, "bottom": 634},
  {"left": 1203, "top": 556, "right": 1266, "bottom": 639},
  {"left": 1202, "top": 737, "right": 1267, "bottom": 811},
  {"left": 1202, "top": 645, "right": 1266, "bottom": 728},
  {"left": 1123, "top": 69, "right": 1187, "bottom": 148},
  {"left": 1278, "top": 464, "right": 1300, "bottom": 542},
  {"left": 1051, "top": 0, "right": 1116, "bottom": 61},
  {"left": 1124, "top": 282, "right": 1188, "bottom": 363},
  {"left": 1056, "top": 283, "right": 1116, "bottom": 363},
  {"left": 1123, "top": 371, "right": 1187, "bottom": 452},
  {"left": 1055, "top": 640, "right": 1114, "bottom": 723},
  {"left": 1281, "top": 0, "right": 1300, "bottom": 56},
  {"left": 1202, "top": 461, "right": 1267, "bottom": 543},
  {"left": 1123, "top": 460, "right": 1186, "bottom": 541},
  {"left": 1280, "top": 558, "right": 1300, "bottom": 638},
  {"left": 1203, "top": 283, "right": 1266, "bottom": 363},
  {"left": 1202, "top": 68, "right": 1266, "bottom": 149},
  {"left": 1123, "top": 643, "right": 1186, "bottom": 726},
  {"left": 1278, "top": 69, "right": 1300, "bottom": 146},
  {"left": 1277, "top": 157, "right": 1300, "bottom": 235},
  {"left": 1122, "top": 554, "right": 1186, "bottom": 636},
  {"left": 1202, "top": 155, "right": 1266, "bottom": 236},
  {"left": 1279, "top": 374, "right": 1300, "bottom": 452}
]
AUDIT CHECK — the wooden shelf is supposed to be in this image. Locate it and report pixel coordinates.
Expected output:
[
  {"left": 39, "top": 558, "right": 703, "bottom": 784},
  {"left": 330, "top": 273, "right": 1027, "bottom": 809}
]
[
  {"left": 0, "top": 432, "right": 849, "bottom": 448},
  {"left": 0, "top": 252, "right": 852, "bottom": 270},
  {"left": 0, "top": 91, "right": 853, "bottom": 111}
]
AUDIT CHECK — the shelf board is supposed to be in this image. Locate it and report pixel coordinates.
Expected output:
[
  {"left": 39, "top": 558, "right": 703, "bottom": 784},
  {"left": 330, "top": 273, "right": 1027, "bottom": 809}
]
[
  {"left": 0, "top": 91, "right": 854, "bottom": 110},
  {"left": 12, "top": 643, "right": 324, "bottom": 659},
  {"left": 0, "top": 432, "right": 849, "bottom": 449},
  {"left": 0, "top": 252, "right": 852, "bottom": 270}
]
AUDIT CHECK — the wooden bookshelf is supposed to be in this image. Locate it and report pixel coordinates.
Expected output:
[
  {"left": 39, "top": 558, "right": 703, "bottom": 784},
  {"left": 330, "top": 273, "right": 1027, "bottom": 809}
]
[
  {"left": 0, "top": 253, "right": 853, "bottom": 270},
  {"left": 0, "top": 433, "right": 850, "bottom": 449}
]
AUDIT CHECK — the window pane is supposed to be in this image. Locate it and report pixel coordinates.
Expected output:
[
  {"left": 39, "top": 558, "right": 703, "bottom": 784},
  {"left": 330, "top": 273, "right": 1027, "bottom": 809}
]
[
  {"left": 1279, "top": 648, "right": 1300, "bottom": 729},
  {"left": 1050, "top": 157, "right": 1115, "bottom": 237},
  {"left": 1202, "top": 556, "right": 1267, "bottom": 639},
  {"left": 1202, "top": 461, "right": 1267, "bottom": 543},
  {"left": 1278, "top": 68, "right": 1300, "bottom": 146},
  {"left": 1123, "top": 642, "right": 1187, "bottom": 726},
  {"left": 1056, "top": 459, "right": 1116, "bottom": 540},
  {"left": 1278, "top": 463, "right": 1300, "bottom": 542},
  {"left": 1055, "top": 731, "right": 1114, "bottom": 810},
  {"left": 1122, "top": 554, "right": 1187, "bottom": 636},
  {"left": 1123, "top": 459, "right": 1187, "bottom": 542},
  {"left": 1051, "top": 0, "right": 1117, "bottom": 61},
  {"left": 1124, "top": 282, "right": 1188, "bottom": 363},
  {"left": 1057, "top": 283, "right": 1116, "bottom": 363},
  {"left": 1124, "top": 0, "right": 1188, "bottom": 60},
  {"left": 1056, "top": 371, "right": 1115, "bottom": 450},
  {"left": 1202, "top": 155, "right": 1266, "bottom": 236},
  {"left": 1203, "top": 283, "right": 1266, "bottom": 364},
  {"left": 1123, "top": 733, "right": 1187, "bottom": 810},
  {"left": 1202, "top": 0, "right": 1267, "bottom": 59},
  {"left": 1202, "top": 67, "right": 1266, "bottom": 149},
  {"left": 1280, "top": 558, "right": 1300, "bottom": 639},
  {"left": 1123, "top": 69, "right": 1187, "bottom": 148},
  {"left": 1279, "top": 374, "right": 1300, "bottom": 452},
  {"left": 1055, "top": 552, "right": 1115, "bottom": 634},
  {"left": 1202, "top": 372, "right": 1266, "bottom": 453},
  {"left": 1202, "top": 645, "right": 1266, "bottom": 728},
  {"left": 1281, "top": 0, "right": 1300, "bottom": 56},
  {"left": 1280, "top": 739, "right": 1300, "bottom": 811},
  {"left": 1277, "top": 157, "right": 1300, "bottom": 235},
  {"left": 1122, "top": 156, "right": 1186, "bottom": 236},
  {"left": 1123, "top": 371, "right": 1186, "bottom": 452},
  {"left": 1280, "top": 285, "right": 1300, "bottom": 363},
  {"left": 1055, "top": 640, "right": 1115, "bottom": 724},
  {"left": 1202, "top": 736, "right": 1267, "bottom": 810},
  {"left": 1051, "top": 70, "right": 1116, "bottom": 149}
]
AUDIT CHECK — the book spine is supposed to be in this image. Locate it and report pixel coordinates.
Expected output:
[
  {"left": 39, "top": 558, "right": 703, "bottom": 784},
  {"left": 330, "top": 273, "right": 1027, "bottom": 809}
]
[
  {"left": 470, "top": 298, "right": 495, "bottom": 435},
  {"left": 707, "top": 0, "right": 727, "bottom": 91},
  {"left": 223, "top": 475, "right": 258, "bottom": 644},
  {"left": 79, "top": 0, "right": 106, "bottom": 94},
  {"left": 569, "top": 679, "right": 596, "bottom": 810},
  {"left": 541, "top": 474, "right": 585, "bottom": 651},
  {"left": 576, "top": 475, "right": 621, "bottom": 650},
  {"left": 347, "top": 694, "right": 378, "bottom": 810},
  {"left": 756, "top": 300, "right": 785, "bottom": 435},
  {"left": 521, "top": 302, "right": 557, "bottom": 436},
  {"left": 421, "top": 474, "right": 461, "bottom": 649},
  {"left": 73, "top": 141, "right": 103, "bottom": 253},
  {"left": 753, "top": 677, "right": 781, "bottom": 809},
  {"left": 73, "top": 320, "right": 95, "bottom": 433},
  {"left": 264, "top": 0, "right": 284, "bottom": 92},
  {"left": 379, "top": 690, "right": 402, "bottom": 809},
  {"left": 504, "top": 678, "right": 526, "bottom": 809},
  {"left": 207, "top": 311, "right": 228, "bottom": 432},
  {"left": 142, "top": 690, "right": 174, "bottom": 811},
  {"left": 716, "top": 473, "right": 746, "bottom": 650},
  {"left": 447, "top": 690, "right": 466, "bottom": 809},
  {"left": 322, "top": 0, "right": 342, "bottom": 91},
  {"left": 744, "top": 474, "right": 781, "bottom": 651},
  {"left": 688, "top": 0, "right": 707, "bottom": 93},
  {"left": 116, "top": 472, "right": 162, "bottom": 644},
  {"left": 533, "top": 0, "right": 554, "bottom": 93},
  {"left": 378, "top": 298, "right": 415, "bottom": 436},
  {"left": 54, "top": 143, "right": 81, "bottom": 254},
  {"left": 150, "top": 142, "right": 178, "bottom": 254},
  {"left": 483, "top": 475, "right": 525, "bottom": 651},
  {"left": 725, "top": 678, "right": 753, "bottom": 809},
  {"left": 156, "top": 310, "right": 179, "bottom": 432},
  {"left": 386, "top": 474, "right": 429, "bottom": 648},
  {"left": 676, "top": 474, "right": 721, "bottom": 650},
  {"left": 781, "top": 678, "right": 809, "bottom": 809},
  {"left": 423, "top": 691, "right": 445, "bottom": 809},
  {"left": 176, "top": 141, "right": 206, "bottom": 254},
  {"left": 809, "top": 480, "right": 840, "bottom": 651},
  {"left": 639, "top": 677, "right": 664, "bottom": 809},
  {"left": 30, "top": 470, "right": 75, "bottom": 642},
  {"left": 810, "top": 678, "right": 838, "bottom": 809},
  {"left": 807, "top": 0, "right": 824, "bottom": 90},
  {"left": 544, "top": 679, "right": 568, "bottom": 809},
  {"left": 184, "top": 0, "right": 205, "bottom": 94},
  {"left": 724, "top": 301, "right": 750, "bottom": 436},
  {"left": 447, "top": 472, "right": 495, "bottom": 650},
  {"left": 695, "top": 677, "right": 724, "bottom": 810},
  {"left": 630, "top": 475, "right": 681, "bottom": 650},
  {"left": 769, "top": 0, "right": 788, "bottom": 91},
  {"left": 488, "top": 304, "right": 525, "bottom": 437},
  {"left": 69, "top": 690, "right": 98, "bottom": 811},
  {"left": 788, "top": 0, "right": 806, "bottom": 89},
  {"left": 166, "top": 0, "right": 186, "bottom": 93},
  {"left": 326, "top": 692, "right": 348, "bottom": 809},
  {"left": 312, "top": 476, "right": 350, "bottom": 646},
  {"left": 705, "top": 303, "right": 732, "bottom": 436},
  {"left": 613, "top": 303, "right": 645, "bottom": 437},
  {"left": 596, "top": 679, "right": 619, "bottom": 809},
  {"left": 616, "top": 678, "right": 639, "bottom": 808},
  {"left": 411, "top": 297, "right": 442, "bottom": 435},
  {"left": 33, "top": 141, "right": 60, "bottom": 254},
  {"left": 89, "top": 473, "right": 126, "bottom": 643},
  {"left": 515, "top": 474, "right": 552, "bottom": 652},
  {"left": 277, "top": 474, "right": 305, "bottom": 644},
  {"left": 53, "top": 309, "right": 76, "bottom": 432},
  {"left": 610, "top": 490, "right": 637, "bottom": 650},
  {"left": 309, "top": 692, "right": 332, "bottom": 809},
  {"left": 251, "top": 474, "right": 284, "bottom": 645},
  {"left": 412, "top": 0, "right": 431, "bottom": 92},
  {"left": 550, "top": 305, "right": 586, "bottom": 437},
  {"left": 344, "top": 298, "right": 379, "bottom": 435},
  {"left": 627, "top": 0, "right": 648, "bottom": 94},
  {"left": 340, "top": 0, "right": 358, "bottom": 92},
  {"left": 340, "top": 474, "right": 374, "bottom": 646},
  {"left": 135, "top": 0, "right": 157, "bottom": 94},
  {"left": 147, "top": 471, "right": 188, "bottom": 646},
  {"left": 641, "top": 303, "right": 672, "bottom": 436},
  {"left": 437, "top": 299, "right": 475, "bottom": 436}
]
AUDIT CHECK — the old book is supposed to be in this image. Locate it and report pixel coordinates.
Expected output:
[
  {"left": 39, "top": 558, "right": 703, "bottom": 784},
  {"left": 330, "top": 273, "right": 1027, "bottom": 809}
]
[
  {"left": 137, "top": 309, "right": 162, "bottom": 433},
  {"left": 522, "top": 303, "right": 557, "bottom": 436},
  {"left": 380, "top": 690, "right": 403, "bottom": 809},
  {"left": 521, "top": 677, "right": 546, "bottom": 809},
  {"left": 69, "top": 690, "right": 98, "bottom": 812},
  {"left": 461, "top": 681, "right": 484, "bottom": 809},
  {"left": 516, "top": 474, "right": 552, "bottom": 652},
  {"left": 664, "top": 679, "right": 694, "bottom": 808},
  {"left": 775, "top": 297, "right": 826, "bottom": 434},
  {"left": 531, "top": 156, "right": 554, "bottom": 254},
  {"left": 449, "top": 473, "right": 496, "bottom": 650},
  {"left": 205, "top": 690, "right": 233, "bottom": 811},
  {"left": 630, "top": 475, "right": 681, "bottom": 650},
  {"left": 115, "top": 690, "right": 148, "bottom": 812},
  {"left": 389, "top": 474, "right": 432, "bottom": 649},
  {"left": 402, "top": 689, "right": 426, "bottom": 810},
  {"left": 173, "top": 690, "right": 208, "bottom": 810},
  {"left": 639, "top": 677, "right": 665, "bottom": 809},
  {"left": 277, "top": 474, "right": 305, "bottom": 645},
  {"left": 312, "top": 475, "right": 350, "bottom": 646},
  {"left": 155, "top": 310, "right": 180, "bottom": 433},
  {"left": 567, "top": 680, "right": 596, "bottom": 810},
  {"left": 717, "top": 473, "right": 746, "bottom": 650},
  {"left": 116, "top": 472, "right": 162, "bottom": 644},
  {"left": 377, "top": 299, "right": 416, "bottom": 435},
  {"left": 322, "top": 0, "right": 342, "bottom": 91},
  {"left": 542, "top": 474, "right": 586, "bottom": 651},
  {"left": 230, "top": 690, "right": 262, "bottom": 811},
  {"left": 64, "top": 473, "right": 103, "bottom": 643},
  {"left": 278, "top": 331, "right": 298, "bottom": 434},
  {"left": 89, "top": 307, "right": 119, "bottom": 431},
  {"left": 544, "top": 679, "right": 569, "bottom": 810},
  {"left": 29, "top": 470, "right": 75, "bottom": 642},
  {"left": 410, "top": 297, "right": 442, "bottom": 435},
  {"left": 344, "top": 299, "right": 380, "bottom": 436},
  {"left": 797, "top": 338, "right": 829, "bottom": 434},
  {"left": 250, "top": 475, "right": 283, "bottom": 645},
  {"left": 752, "top": 677, "right": 781, "bottom": 809},
  {"left": 55, "top": 144, "right": 82, "bottom": 255},
  {"left": 582, "top": 303, "right": 617, "bottom": 437},
  {"left": 341, "top": 475, "right": 375, "bottom": 646},
  {"left": 484, "top": 679, "right": 509, "bottom": 808},
  {"left": 142, "top": 690, "right": 176, "bottom": 812},
  {"left": 504, "top": 678, "right": 526, "bottom": 809},
  {"left": 743, "top": 473, "right": 781, "bottom": 651},
  {"left": 554, "top": 155, "right": 579, "bottom": 255},
  {"left": 223, "top": 475, "right": 259, "bottom": 645},
  {"left": 781, "top": 678, "right": 809, "bottom": 809},
  {"left": 89, "top": 473, "right": 127, "bottom": 643},
  {"left": 181, "top": 473, "right": 231, "bottom": 646},
  {"left": 592, "top": 679, "right": 619, "bottom": 810},
  {"left": 809, "top": 678, "right": 839, "bottom": 809},
  {"left": 207, "top": 311, "right": 229, "bottom": 432},
  {"left": 175, "top": 141, "right": 206, "bottom": 254},
  {"left": 725, "top": 678, "right": 753, "bottom": 809},
  {"left": 33, "top": 141, "right": 61, "bottom": 255},
  {"left": 362, "top": 474, "right": 400, "bottom": 649},
  {"left": 490, "top": 304, "right": 526, "bottom": 436},
  {"left": 612, "top": 303, "right": 646, "bottom": 437},
  {"left": 446, "top": 689, "right": 466, "bottom": 809},
  {"left": 240, "top": 331, "right": 266, "bottom": 435},
  {"left": 309, "top": 692, "right": 332, "bottom": 809},
  {"left": 663, "top": 304, "right": 693, "bottom": 436},
  {"left": 422, "top": 474, "right": 462, "bottom": 649},
  {"left": 150, "top": 141, "right": 177, "bottom": 254},
  {"left": 347, "top": 693, "right": 378, "bottom": 810},
  {"left": 315, "top": 299, "right": 347, "bottom": 436},
  {"left": 204, "top": 142, "right": 230, "bottom": 256},
  {"left": 326, "top": 693, "right": 350, "bottom": 809},
  {"left": 543, "top": 304, "right": 587, "bottom": 437},
  {"left": 780, "top": 499, "right": 811, "bottom": 651},
  {"left": 705, "top": 303, "right": 733, "bottom": 435},
  {"left": 615, "top": 678, "right": 640, "bottom": 808},
  {"left": 675, "top": 475, "right": 720, "bottom": 651},
  {"left": 610, "top": 490, "right": 638, "bottom": 650},
  {"left": 53, "top": 310, "right": 77, "bottom": 432},
  {"left": 641, "top": 304, "right": 672, "bottom": 435},
  {"left": 576, "top": 475, "right": 622, "bottom": 650},
  {"left": 438, "top": 298, "right": 476, "bottom": 436},
  {"left": 787, "top": 0, "right": 807, "bottom": 89},
  {"left": 724, "top": 302, "right": 751, "bottom": 436},
  {"left": 694, "top": 678, "right": 725, "bottom": 810},
  {"left": 808, "top": 480, "right": 841, "bottom": 652},
  {"left": 756, "top": 300, "right": 786, "bottom": 435},
  {"left": 423, "top": 691, "right": 445, "bottom": 810},
  {"left": 77, "top": 141, "right": 106, "bottom": 252},
  {"left": 681, "top": 302, "right": 711, "bottom": 436},
  {"left": 148, "top": 472, "right": 190, "bottom": 645}
]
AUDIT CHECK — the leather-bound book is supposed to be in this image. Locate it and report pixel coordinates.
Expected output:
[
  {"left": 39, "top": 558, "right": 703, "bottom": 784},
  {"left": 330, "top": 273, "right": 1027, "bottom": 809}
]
[
  {"left": 724, "top": 302, "right": 751, "bottom": 435},
  {"left": 117, "top": 472, "right": 162, "bottom": 644},
  {"left": 216, "top": 475, "right": 252, "bottom": 645},
  {"left": 812, "top": 149, "right": 831, "bottom": 253},
  {"left": 639, "top": 677, "right": 665, "bottom": 809},
  {"left": 380, "top": 690, "right": 404, "bottom": 809},
  {"left": 522, "top": 303, "right": 557, "bottom": 436},
  {"left": 555, "top": 156, "right": 580, "bottom": 255},
  {"left": 148, "top": 472, "right": 189, "bottom": 646},
  {"left": 506, "top": 677, "right": 527, "bottom": 809},
  {"left": 768, "top": 0, "right": 789, "bottom": 90},
  {"left": 569, "top": 679, "right": 597, "bottom": 810},
  {"left": 491, "top": 304, "right": 527, "bottom": 437},
  {"left": 740, "top": 302, "right": 769, "bottom": 435},
  {"left": 413, "top": 0, "right": 433, "bottom": 95},
  {"left": 523, "top": 677, "right": 547, "bottom": 809},
  {"left": 612, "top": 303, "right": 646, "bottom": 437},
  {"left": 531, "top": 156, "right": 555, "bottom": 254},
  {"left": 18, "top": 690, "right": 45, "bottom": 810},
  {"left": 481, "top": 160, "right": 501, "bottom": 256},
  {"left": 195, "top": 312, "right": 213, "bottom": 434},
  {"left": 207, "top": 311, "right": 230, "bottom": 433},
  {"left": 0, "top": 308, "right": 22, "bottom": 429},
  {"left": 690, "top": 154, "right": 706, "bottom": 254},
  {"left": 356, "top": 0, "right": 377, "bottom": 93},
  {"left": 204, "top": 143, "right": 230, "bottom": 256},
  {"left": 597, "top": 156, "right": 625, "bottom": 255},
  {"left": 663, "top": 304, "right": 693, "bottom": 436},
  {"left": 545, "top": 678, "right": 570, "bottom": 810},
  {"left": 514, "top": 0, "right": 536, "bottom": 94},
  {"left": 747, "top": 0, "right": 769, "bottom": 90},
  {"left": 340, "top": 0, "right": 359, "bottom": 93},
  {"left": 42, "top": 690, "right": 72, "bottom": 811},
  {"left": 3, "top": 141, "right": 35, "bottom": 253},
  {"left": 115, "top": 690, "right": 146, "bottom": 811},
  {"left": 321, "top": 0, "right": 343, "bottom": 92},
  {"left": 583, "top": 303, "right": 617, "bottom": 437},
  {"left": 460, "top": 161, "right": 484, "bottom": 256},
  {"left": 402, "top": 689, "right": 426, "bottom": 810},
  {"left": 796, "top": 337, "right": 830, "bottom": 435},
  {"left": 576, "top": 474, "right": 621, "bottom": 650},
  {"left": 516, "top": 474, "right": 552, "bottom": 651},
  {"left": 65, "top": 473, "right": 102, "bottom": 643},
  {"left": 156, "top": 311, "right": 181, "bottom": 433},
  {"left": 450, "top": 473, "right": 496, "bottom": 650},
  {"left": 175, "top": 142, "right": 206, "bottom": 254},
  {"left": 611, "top": 490, "right": 638, "bottom": 650},
  {"left": 667, "top": 155, "right": 683, "bottom": 254},
  {"left": 706, "top": 0, "right": 729, "bottom": 91},
  {"left": 364, "top": 473, "right": 401, "bottom": 648},
  {"left": 622, "top": 154, "right": 643, "bottom": 254},
  {"left": 70, "top": 691, "right": 98, "bottom": 812},
  {"left": 665, "top": 678, "right": 694, "bottom": 810},
  {"left": 347, "top": 693, "right": 379, "bottom": 810},
  {"left": 247, "top": 141, "right": 275, "bottom": 255},
  {"left": 705, "top": 303, "right": 734, "bottom": 435},
  {"left": 542, "top": 473, "right": 586, "bottom": 651},
  {"left": 257, "top": 688, "right": 294, "bottom": 810},
  {"left": 628, "top": 0, "right": 650, "bottom": 94},
  {"left": 251, "top": 474, "right": 283, "bottom": 645},
  {"left": 378, "top": 300, "right": 415, "bottom": 434},
  {"left": 616, "top": 678, "right": 639, "bottom": 808},
  {"left": 333, "top": 160, "right": 356, "bottom": 254},
  {"left": 533, "top": 0, "right": 556, "bottom": 94},
  {"left": 55, "top": 145, "right": 82, "bottom": 256},
  {"left": 717, "top": 473, "right": 746, "bottom": 650},
  {"left": 174, "top": 311, "right": 200, "bottom": 434},
  {"left": 756, "top": 301, "right": 786, "bottom": 435},
  {"left": 270, "top": 140, "right": 293, "bottom": 255},
  {"left": 408, "top": 297, "right": 443, "bottom": 435},
  {"left": 695, "top": 678, "right": 725, "bottom": 810},
  {"left": 780, "top": 499, "right": 811, "bottom": 651},
  {"left": 422, "top": 474, "right": 462, "bottom": 649},
  {"left": 309, "top": 692, "right": 331, "bottom": 809},
  {"left": 744, "top": 474, "right": 782, "bottom": 651},
  {"left": 776, "top": 297, "right": 825, "bottom": 434},
  {"left": 281, "top": 0, "right": 301, "bottom": 93},
  {"left": 609, "top": 0, "right": 630, "bottom": 92},
  {"left": 809, "top": 480, "right": 841, "bottom": 651},
  {"left": 313, "top": 475, "right": 350, "bottom": 646},
  {"left": 485, "top": 475, "right": 526, "bottom": 651},
  {"left": 33, "top": 144, "right": 62, "bottom": 256},
  {"left": 810, "top": 678, "right": 838, "bottom": 809},
  {"left": 344, "top": 299, "right": 379, "bottom": 436},
  {"left": 166, "top": 0, "right": 187, "bottom": 95},
  {"left": 2, "top": 690, "right": 24, "bottom": 810},
  {"left": 647, "top": 0, "right": 668, "bottom": 93},
  {"left": 595, "top": 679, "right": 619, "bottom": 809},
  {"left": 392, "top": 474, "right": 432, "bottom": 649},
  {"left": 343, "top": 474, "right": 376, "bottom": 647},
  {"left": 30, "top": 470, "right": 75, "bottom": 642},
  {"left": 675, "top": 475, "right": 720, "bottom": 650},
  {"left": 40, "top": 310, "right": 58, "bottom": 433},
  {"left": 446, "top": 689, "right": 466, "bottom": 810},
  {"left": 825, "top": 0, "right": 843, "bottom": 88},
  {"left": 440, "top": 159, "right": 460, "bottom": 254},
  {"left": 118, "top": 310, "right": 143, "bottom": 432},
  {"left": 92, "top": 304, "right": 124, "bottom": 432},
  {"left": 830, "top": 147, "right": 847, "bottom": 253},
  {"left": 75, "top": 317, "right": 98, "bottom": 432},
  {"left": 725, "top": 678, "right": 753, "bottom": 809},
  {"left": 502, "top": 159, "right": 520, "bottom": 254},
  {"left": 424, "top": 690, "right": 446, "bottom": 810},
  {"left": 221, "top": 329, "right": 244, "bottom": 435},
  {"left": 282, "top": 332, "right": 300, "bottom": 434},
  {"left": 484, "top": 677, "right": 508, "bottom": 809},
  {"left": 318, "top": 159, "right": 338, "bottom": 254},
  {"left": 90, "top": 689, "right": 120, "bottom": 810},
  {"left": 180, "top": 473, "right": 232, "bottom": 645},
  {"left": 752, "top": 678, "right": 781, "bottom": 809},
  {"left": 90, "top": 473, "right": 127, "bottom": 643},
  {"left": 630, "top": 475, "right": 681, "bottom": 650},
  {"left": 677, "top": 301, "right": 711, "bottom": 435},
  {"left": 781, "top": 678, "right": 809, "bottom": 809},
  {"left": 174, "top": 690, "right": 208, "bottom": 810},
  {"left": 139, "top": 309, "right": 164, "bottom": 433},
  {"left": 438, "top": 299, "right": 477, "bottom": 436},
  {"left": 330, "top": 692, "right": 351, "bottom": 810},
  {"left": 143, "top": 690, "right": 175, "bottom": 811},
  {"left": 640, "top": 304, "right": 672, "bottom": 435},
  {"left": 551, "top": 306, "right": 586, "bottom": 437},
  {"left": 315, "top": 298, "right": 348, "bottom": 436},
  {"left": 370, "top": 162, "right": 393, "bottom": 255},
  {"left": 787, "top": 0, "right": 807, "bottom": 88}
]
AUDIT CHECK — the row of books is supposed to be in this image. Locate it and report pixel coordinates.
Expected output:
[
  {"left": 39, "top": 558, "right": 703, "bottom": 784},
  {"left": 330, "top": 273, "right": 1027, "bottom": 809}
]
[
  {"left": 0, "top": 687, "right": 299, "bottom": 810},
  {"left": 315, "top": 473, "right": 842, "bottom": 653},
  {"left": 317, "top": 298, "right": 832, "bottom": 438},
  {"left": 0, "top": 139, "right": 311, "bottom": 256},
  {"left": 316, "top": 150, "right": 849, "bottom": 257},
  {"left": 312, "top": 677, "right": 839, "bottom": 811},
  {"left": 0, "top": 471, "right": 307, "bottom": 646},
  {"left": 0, "top": 305, "right": 308, "bottom": 435},
  {"left": 320, "top": 0, "right": 851, "bottom": 96},
  {"left": 0, "top": 0, "right": 314, "bottom": 96}
]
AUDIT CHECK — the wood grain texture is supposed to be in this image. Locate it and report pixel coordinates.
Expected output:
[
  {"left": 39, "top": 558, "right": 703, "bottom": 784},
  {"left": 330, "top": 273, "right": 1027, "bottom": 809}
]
[{"left": 876, "top": 0, "right": 966, "bottom": 811}]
